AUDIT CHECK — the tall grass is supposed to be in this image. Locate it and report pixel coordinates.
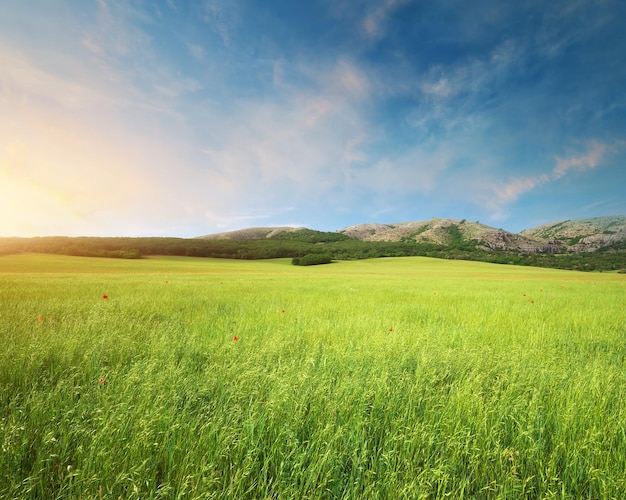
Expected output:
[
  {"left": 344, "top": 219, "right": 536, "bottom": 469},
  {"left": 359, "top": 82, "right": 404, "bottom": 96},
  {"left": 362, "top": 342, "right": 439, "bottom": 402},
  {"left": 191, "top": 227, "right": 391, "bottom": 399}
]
[{"left": 1, "top": 254, "right": 625, "bottom": 498}]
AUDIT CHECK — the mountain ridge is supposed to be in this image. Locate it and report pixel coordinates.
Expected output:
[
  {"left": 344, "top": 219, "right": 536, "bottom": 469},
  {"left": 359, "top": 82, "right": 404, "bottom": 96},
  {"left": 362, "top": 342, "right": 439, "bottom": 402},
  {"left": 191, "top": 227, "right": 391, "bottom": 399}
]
[{"left": 197, "top": 215, "right": 626, "bottom": 254}]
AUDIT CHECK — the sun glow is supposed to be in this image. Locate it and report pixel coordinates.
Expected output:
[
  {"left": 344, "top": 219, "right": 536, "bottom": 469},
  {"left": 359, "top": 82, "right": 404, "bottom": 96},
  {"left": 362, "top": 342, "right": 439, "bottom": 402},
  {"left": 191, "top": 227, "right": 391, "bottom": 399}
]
[{"left": 0, "top": 169, "right": 80, "bottom": 236}]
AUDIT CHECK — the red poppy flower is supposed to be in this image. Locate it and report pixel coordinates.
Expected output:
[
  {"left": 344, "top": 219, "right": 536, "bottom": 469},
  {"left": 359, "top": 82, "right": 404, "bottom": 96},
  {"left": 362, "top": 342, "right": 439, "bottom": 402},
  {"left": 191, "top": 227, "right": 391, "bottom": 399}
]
[
  {"left": 102, "top": 295, "right": 108, "bottom": 299},
  {"left": 98, "top": 377, "right": 107, "bottom": 384},
  {"left": 37, "top": 315, "right": 44, "bottom": 321},
  {"left": 233, "top": 336, "right": 239, "bottom": 341}
]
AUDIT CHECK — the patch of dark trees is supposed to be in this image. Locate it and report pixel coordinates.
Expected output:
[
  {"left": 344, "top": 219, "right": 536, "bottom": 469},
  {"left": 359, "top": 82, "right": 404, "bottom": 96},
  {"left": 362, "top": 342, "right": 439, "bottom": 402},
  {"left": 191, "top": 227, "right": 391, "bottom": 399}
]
[
  {"left": 0, "top": 231, "right": 624, "bottom": 272},
  {"left": 292, "top": 253, "right": 333, "bottom": 266}
]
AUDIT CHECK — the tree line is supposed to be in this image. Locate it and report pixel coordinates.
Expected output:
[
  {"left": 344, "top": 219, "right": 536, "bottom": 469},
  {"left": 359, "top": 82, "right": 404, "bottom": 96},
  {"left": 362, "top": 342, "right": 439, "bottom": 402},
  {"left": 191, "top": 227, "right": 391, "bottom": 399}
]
[{"left": 0, "top": 235, "right": 624, "bottom": 272}]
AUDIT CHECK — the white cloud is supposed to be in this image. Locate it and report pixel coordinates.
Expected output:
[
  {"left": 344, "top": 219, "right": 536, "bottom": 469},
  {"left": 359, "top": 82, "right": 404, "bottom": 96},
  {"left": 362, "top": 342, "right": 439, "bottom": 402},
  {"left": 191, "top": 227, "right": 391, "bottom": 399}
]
[
  {"left": 1, "top": 3, "right": 391, "bottom": 235},
  {"left": 481, "top": 174, "right": 550, "bottom": 219},
  {"left": 476, "top": 140, "right": 620, "bottom": 219},
  {"left": 195, "top": 58, "right": 376, "bottom": 197},
  {"left": 401, "top": 39, "right": 523, "bottom": 139},
  {"left": 184, "top": 56, "right": 459, "bottom": 227},
  {"left": 420, "top": 78, "right": 455, "bottom": 99},
  {"left": 3, "top": 0, "right": 621, "bottom": 237},
  {"left": 552, "top": 141, "right": 613, "bottom": 179},
  {"left": 418, "top": 38, "right": 521, "bottom": 102},
  {"left": 496, "top": 175, "right": 550, "bottom": 204}
]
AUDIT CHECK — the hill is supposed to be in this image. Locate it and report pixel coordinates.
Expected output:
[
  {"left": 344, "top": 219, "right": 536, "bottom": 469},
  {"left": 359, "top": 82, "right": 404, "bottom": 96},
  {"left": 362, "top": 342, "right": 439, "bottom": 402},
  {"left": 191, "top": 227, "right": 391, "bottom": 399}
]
[
  {"left": 198, "top": 227, "right": 350, "bottom": 243},
  {"left": 198, "top": 216, "right": 626, "bottom": 255},
  {"left": 197, "top": 226, "right": 305, "bottom": 240},
  {"left": 339, "top": 218, "right": 562, "bottom": 253},
  {"left": 3, "top": 216, "right": 623, "bottom": 272},
  {"left": 520, "top": 216, "right": 626, "bottom": 252}
]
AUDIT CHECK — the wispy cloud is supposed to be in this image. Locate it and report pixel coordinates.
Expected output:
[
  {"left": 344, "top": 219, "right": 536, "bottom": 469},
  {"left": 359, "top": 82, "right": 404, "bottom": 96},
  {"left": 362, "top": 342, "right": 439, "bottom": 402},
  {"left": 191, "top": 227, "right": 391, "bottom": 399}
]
[
  {"left": 478, "top": 175, "right": 551, "bottom": 220},
  {"left": 535, "top": 0, "right": 614, "bottom": 59},
  {"left": 552, "top": 141, "right": 614, "bottom": 179},
  {"left": 196, "top": 58, "right": 375, "bottom": 195},
  {"left": 200, "top": 0, "right": 240, "bottom": 48},
  {"left": 416, "top": 38, "right": 522, "bottom": 103},
  {"left": 89, "top": 0, "right": 154, "bottom": 62},
  {"left": 397, "top": 38, "right": 525, "bottom": 141},
  {"left": 1, "top": 0, "right": 624, "bottom": 236},
  {"left": 0, "top": 45, "right": 111, "bottom": 110},
  {"left": 361, "top": 0, "right": 410, "bottom": 39},
  {"left": 478, "top": 140, "right": 620, "bottom": 219},
  {"left": 322, "top": 0, "right": 411, "bottom": 42},
  {"left": 492, "top": 175, "right": 551, "bottom": 205},
  {"left": 355, "top": 146, "right": 451, "bottom": 195},
  {"left": 0, "top": 23, "right": 198, "bottom": 236}
]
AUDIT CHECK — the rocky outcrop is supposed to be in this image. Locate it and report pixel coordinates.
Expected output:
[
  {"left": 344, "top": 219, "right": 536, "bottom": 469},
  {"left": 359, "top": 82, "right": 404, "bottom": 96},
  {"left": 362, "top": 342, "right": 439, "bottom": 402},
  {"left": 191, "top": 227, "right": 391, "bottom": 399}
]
[
  {"left": 197, "top": 216, "right": 625, "bottom": 254},
  {"left": 521, "top": 216, "right": 626, "bottom": 252}
]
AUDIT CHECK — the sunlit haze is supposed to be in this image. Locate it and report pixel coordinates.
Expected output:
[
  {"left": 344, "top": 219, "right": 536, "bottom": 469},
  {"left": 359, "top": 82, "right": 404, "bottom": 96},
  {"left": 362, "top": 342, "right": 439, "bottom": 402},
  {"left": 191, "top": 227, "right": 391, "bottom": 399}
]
[{"left": 1, "top": 1, "right": 625, "bottom": 237}]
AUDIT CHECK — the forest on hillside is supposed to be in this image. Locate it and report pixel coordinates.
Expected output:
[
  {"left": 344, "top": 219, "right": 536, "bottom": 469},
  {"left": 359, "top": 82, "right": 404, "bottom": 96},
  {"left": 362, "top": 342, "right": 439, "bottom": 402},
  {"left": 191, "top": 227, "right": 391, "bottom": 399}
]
[{"left": 1, "top": 234, "right": 625, "bottom": 272}]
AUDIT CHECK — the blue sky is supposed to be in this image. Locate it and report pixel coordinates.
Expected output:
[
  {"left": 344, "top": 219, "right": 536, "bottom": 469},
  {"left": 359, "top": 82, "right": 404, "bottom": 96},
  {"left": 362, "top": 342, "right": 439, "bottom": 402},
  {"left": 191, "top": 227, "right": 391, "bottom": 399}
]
[{"left": 1, "top": 0, "right": 624, "bottom": 237}]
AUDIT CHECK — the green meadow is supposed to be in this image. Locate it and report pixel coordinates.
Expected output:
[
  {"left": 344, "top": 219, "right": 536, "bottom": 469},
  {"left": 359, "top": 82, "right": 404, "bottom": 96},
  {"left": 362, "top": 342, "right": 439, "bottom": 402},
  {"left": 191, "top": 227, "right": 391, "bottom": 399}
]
[{"left": 1, "top": 254, "right": 625, "bottom": 499}]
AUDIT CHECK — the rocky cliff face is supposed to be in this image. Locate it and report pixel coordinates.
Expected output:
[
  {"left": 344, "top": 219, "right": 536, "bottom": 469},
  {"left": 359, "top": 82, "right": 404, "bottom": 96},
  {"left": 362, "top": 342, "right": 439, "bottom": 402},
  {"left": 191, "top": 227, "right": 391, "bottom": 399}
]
[
  {"left": 479, "top": 231, "right": 563, "bottom": 253},
  {"left": 198, "top": 216, "right": 626, "bottom": 254},
  {"left": 340, "top": 218, "right": 562, "bottom": 252},
  {"left": 520, "top": 216, "right": 626, "bottom": 252},
  {"left": 341, "top": 216, "right": 626, "bottom": 253}
]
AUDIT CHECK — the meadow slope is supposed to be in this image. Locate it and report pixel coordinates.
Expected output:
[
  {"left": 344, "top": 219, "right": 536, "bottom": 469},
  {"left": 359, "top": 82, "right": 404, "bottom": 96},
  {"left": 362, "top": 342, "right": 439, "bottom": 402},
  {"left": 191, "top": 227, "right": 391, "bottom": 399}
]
[{"left": 1, "top": 255, "right": 625, "bottom": 498}]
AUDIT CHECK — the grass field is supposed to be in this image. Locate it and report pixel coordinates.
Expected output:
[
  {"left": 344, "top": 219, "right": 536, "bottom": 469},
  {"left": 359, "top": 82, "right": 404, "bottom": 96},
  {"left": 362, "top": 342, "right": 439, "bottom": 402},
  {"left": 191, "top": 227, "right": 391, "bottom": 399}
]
[{"left": 1, "top": 254, "right": 625, "bottom": 499}]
